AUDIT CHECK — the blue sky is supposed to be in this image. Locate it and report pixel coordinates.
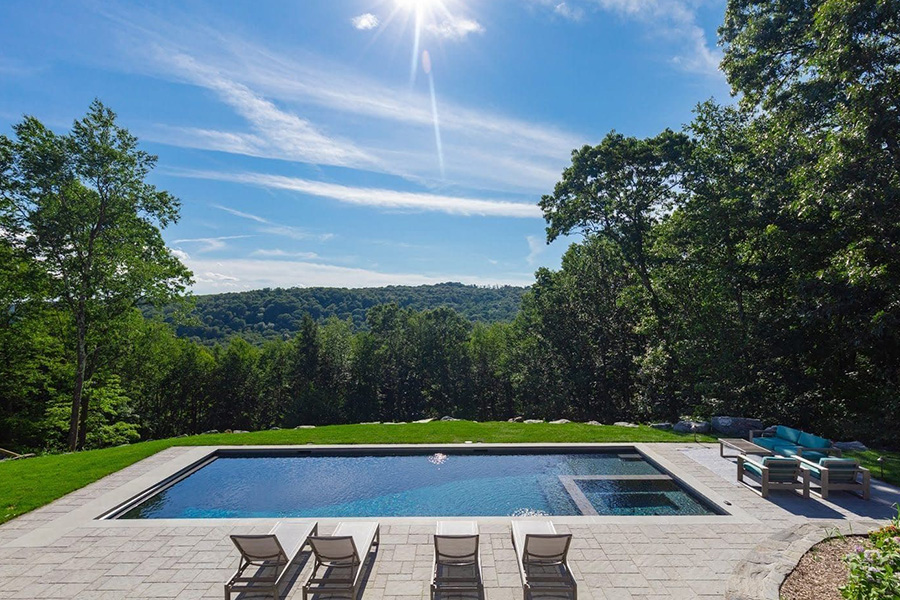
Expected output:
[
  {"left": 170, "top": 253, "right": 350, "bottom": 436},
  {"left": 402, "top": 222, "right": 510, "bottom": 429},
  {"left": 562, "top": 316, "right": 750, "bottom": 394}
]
[{"left": 0, "top": 0, "right": 731, "bottom": 293}]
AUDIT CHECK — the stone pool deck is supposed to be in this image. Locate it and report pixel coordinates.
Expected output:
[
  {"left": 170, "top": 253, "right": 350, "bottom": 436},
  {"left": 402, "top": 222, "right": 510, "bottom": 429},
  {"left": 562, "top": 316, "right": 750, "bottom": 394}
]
[{"left": 1, "top": 442, "right": 898, "bottom": 600}]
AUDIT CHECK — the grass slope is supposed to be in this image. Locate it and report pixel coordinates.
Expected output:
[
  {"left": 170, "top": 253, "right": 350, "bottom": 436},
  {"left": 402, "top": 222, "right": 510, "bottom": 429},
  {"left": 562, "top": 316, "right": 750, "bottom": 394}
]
[{"left": 0, "top": 421, "right": 710, "bottom": 525}]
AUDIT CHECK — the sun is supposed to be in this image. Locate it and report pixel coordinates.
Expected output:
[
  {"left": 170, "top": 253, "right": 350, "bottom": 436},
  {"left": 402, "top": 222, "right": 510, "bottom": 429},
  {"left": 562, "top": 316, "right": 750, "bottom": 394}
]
[{"left": 394, "top": 0, "right": 442, "bottom": 10}]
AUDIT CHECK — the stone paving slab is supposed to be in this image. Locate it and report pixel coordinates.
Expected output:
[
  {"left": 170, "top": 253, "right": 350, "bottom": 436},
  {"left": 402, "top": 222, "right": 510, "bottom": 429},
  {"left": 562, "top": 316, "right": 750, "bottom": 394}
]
[{"left": 1, "top": 443, "right": 898, "bottom": 600}]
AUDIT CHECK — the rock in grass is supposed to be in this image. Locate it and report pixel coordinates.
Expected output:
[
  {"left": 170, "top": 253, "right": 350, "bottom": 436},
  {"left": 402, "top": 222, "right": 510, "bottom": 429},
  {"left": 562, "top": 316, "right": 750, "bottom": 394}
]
[
  {"left": 649, "top": 422, "right": 672, "bottom": 430},
  {"left": 672, "top": 420, "right": 710, "bottom": 434},
  {"left": 413, "top": 418, "right": 434, "bottom": 424},
  {"left": 710, "top": 416, "right": 763, "bottom": 438},
  {"left": 508, "top": 416, "right": 524, "bottom": 422},
  {"left": 295, "top": 425, "right": 315, "bottom": 429},
  {"left": 269, "top": 426, "right": 281, "bottom": 430},
  {"left": 549, "top": 419, "right": 571, "bottom": 424},
  {"left": 614, "top": 421, "right": 639, "bottom": 428},
  {"left": 834, "top": 441, "right": 867, "bottom": 451},
  {"left": 584, "top": 420, "right": 603, "bottom": 426},
  {"left": 202, "top": 429, "right": 219, "bottom": 435},
  {"left": 441, "top": 416, "right": 460, "bottom": 421},
  {"left": 523, "top": 419, "right": 544, "bottom": 424}
]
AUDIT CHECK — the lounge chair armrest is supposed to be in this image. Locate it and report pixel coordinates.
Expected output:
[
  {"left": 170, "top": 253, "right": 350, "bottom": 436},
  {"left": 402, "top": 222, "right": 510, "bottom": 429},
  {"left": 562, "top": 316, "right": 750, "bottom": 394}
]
[{"left": 739, "top": 455, "right": 766, "bottom": 470}]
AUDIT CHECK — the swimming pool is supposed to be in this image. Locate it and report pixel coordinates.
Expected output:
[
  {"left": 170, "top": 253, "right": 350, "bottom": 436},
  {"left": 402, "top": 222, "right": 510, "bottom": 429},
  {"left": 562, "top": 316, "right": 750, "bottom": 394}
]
[{"left": 110, "top": 447, "right": 722, "bottom": 519}]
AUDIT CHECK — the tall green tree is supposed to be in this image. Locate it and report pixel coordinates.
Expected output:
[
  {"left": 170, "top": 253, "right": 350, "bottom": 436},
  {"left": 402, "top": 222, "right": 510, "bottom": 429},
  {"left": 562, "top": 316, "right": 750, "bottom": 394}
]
[{"left": 0, "top": 101, "right": 191, "bottom": 450}]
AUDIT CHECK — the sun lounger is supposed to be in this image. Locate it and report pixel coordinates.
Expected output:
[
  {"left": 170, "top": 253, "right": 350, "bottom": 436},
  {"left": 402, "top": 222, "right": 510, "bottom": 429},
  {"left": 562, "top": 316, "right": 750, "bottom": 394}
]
[
  {"left": 511, "top": 520, "right": 577, "bottom": 600},
  {"left": 303, "top": 521, "right": 380, "bottom": 600},
  {"left": 226, "top": 520, "right": 318, "bottom": 600},
  {"left": 431, "top": 521, "right": 483, "bottom": 600}
]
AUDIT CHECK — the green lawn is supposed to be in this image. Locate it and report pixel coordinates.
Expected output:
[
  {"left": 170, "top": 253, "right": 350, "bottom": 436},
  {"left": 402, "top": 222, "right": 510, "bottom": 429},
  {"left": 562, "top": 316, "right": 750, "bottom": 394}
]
[
  {"left": 0, "top": 421, "right": 712, "bottom": 525},
  {"left": 846, "top": 449, "right": 900, "bottom": 489}
]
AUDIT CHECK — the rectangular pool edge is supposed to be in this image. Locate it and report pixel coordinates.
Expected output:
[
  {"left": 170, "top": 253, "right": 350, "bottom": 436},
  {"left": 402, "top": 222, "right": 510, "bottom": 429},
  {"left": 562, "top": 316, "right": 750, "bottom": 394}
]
[{"left": 98, "top": 443, "right": 736, "bottom": 521}]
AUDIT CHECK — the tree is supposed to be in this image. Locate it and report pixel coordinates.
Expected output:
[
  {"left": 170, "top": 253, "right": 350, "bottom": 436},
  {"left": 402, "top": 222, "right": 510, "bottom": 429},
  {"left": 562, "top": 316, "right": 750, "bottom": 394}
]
[{"left": 0, "top": 101, "right": 191, "bottom": 450}]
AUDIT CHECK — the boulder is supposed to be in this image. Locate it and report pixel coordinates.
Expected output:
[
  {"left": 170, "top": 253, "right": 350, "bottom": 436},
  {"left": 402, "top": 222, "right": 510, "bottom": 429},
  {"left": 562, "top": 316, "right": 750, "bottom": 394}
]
[
  {"left": 523, "top": 419, "right": 544, "bottom": 424},
  {"left": 834, "top": 441, "right": 868, "bottom": 451},
  {"left": 710, "top": 416, "right": 764, "bottom": 438},
  {"left": 384, "top": 421, "right": 407, "bottom": 425},
  {"left": 584, "top": 420, "right": 603, "bottom": 426},
  {"left": 614, "top": 421, "right": 639, "bottom": 428},
  {"left": 650, "top": 422, "right": 672, "bottom": 430},
  {"left": 233, "top": 430, "right": 249, "bottom": 434},
  {"left": 413, "top": 418, "right": 434, "bottom": 424},
  {"left": 549, "top": 419, "right": 571, "bottom": 424},
  {"left": 269, "top": 426, "right": 281, "bottom": 431},
  {"left": 202, "top": 429, "right": 219, "bottom": 435},
  {"left": 673, "top": 420, "right": 710, "bottom": 434},
  {"left": 359, "top": 421, "right": 381, "bottom": 425},
  {"left": 295, "top": 425, "right": 316, "bottom": 429},
  {"left": 508, "top": 416, "right": 524, "bottom": 423},
  {"left": 441, "top": 416, "right": 460, "bottom": 422}
]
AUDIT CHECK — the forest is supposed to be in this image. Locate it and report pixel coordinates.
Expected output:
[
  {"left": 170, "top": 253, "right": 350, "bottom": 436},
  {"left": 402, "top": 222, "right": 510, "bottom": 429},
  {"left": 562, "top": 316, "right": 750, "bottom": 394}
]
[
  {"left": 1, "top": 1, "right": 898, "bottom": 453},
  {"left": 150, "top": 283, "right": 527, "bottom": 345}
]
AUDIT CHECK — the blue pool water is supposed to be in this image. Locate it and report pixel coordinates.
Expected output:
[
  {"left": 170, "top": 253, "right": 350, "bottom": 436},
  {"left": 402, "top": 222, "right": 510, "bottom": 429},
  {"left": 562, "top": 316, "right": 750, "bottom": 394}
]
[{"left": 117, "top": 451, "right": 718, "bottom": 518}]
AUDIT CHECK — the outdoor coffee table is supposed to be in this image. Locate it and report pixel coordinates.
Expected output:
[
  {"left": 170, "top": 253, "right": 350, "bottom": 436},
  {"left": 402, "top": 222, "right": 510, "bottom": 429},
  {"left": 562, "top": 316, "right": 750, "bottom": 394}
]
[{"left": 719, "top": 438, "right": 774, "bottom": 458}]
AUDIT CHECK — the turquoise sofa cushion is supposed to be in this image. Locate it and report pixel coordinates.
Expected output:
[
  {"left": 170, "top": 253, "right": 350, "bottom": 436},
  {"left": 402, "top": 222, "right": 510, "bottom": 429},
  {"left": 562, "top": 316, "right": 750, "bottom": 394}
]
[
  {"left": 756, "top": 437, "right": 796, "bottom": 451},
  {"left": 797, "top": 431, "right": 832, "bottom": 449},
  {"left": 776, "top": 426, "right": 803, "bottom": 443}
]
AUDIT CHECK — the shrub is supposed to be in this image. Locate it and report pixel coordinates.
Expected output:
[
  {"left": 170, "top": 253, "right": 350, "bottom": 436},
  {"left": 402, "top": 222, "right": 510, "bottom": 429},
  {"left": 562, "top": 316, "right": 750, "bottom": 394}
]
[{"left": 841, "top": 505, "right": 900, "bottom": 600}]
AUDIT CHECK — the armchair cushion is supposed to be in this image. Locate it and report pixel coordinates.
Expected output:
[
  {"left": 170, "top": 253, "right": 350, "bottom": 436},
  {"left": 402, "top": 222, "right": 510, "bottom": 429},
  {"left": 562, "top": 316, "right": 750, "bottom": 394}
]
[{"left": 776, "top": 426, "right": 803, "bottom": 443}]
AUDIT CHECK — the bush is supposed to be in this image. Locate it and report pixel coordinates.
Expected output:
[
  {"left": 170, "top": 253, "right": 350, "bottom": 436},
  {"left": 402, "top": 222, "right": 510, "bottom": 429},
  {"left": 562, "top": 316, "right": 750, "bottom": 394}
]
[{"left": 842, "top": 505, "right": 900, "bottom": 600}]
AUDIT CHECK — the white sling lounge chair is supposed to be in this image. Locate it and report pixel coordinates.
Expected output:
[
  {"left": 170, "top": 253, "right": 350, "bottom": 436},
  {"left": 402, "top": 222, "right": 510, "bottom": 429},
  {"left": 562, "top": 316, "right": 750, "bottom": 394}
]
[
  {"left": 431, "top": 521, "right": 483, "bottom": 600},
  {"left": 511, "top": 521, "right": 577, "bottom": 600},
  {"left": 303, "top": 521, "right": 380, "bottom": 600},
  {"left": 226, "top": 520, "right": 318, "bottom": 600}
]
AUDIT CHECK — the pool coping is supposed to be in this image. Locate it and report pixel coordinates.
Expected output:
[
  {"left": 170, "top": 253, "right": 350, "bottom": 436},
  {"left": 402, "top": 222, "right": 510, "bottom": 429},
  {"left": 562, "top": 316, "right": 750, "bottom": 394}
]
[{"left": 6, "top": 443, "right": 755, "bottom": 548}]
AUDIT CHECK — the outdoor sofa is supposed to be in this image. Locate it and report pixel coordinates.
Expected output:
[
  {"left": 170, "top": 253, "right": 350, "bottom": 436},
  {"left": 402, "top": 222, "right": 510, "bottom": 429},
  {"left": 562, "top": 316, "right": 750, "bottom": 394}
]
[{"left": 750, "top": 425, "right": 870, "bottom": 499}]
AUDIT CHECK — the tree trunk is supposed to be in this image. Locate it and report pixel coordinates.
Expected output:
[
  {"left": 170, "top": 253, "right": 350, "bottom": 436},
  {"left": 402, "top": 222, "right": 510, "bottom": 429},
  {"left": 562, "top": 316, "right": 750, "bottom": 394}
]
[
  {"left": 68, "top": 315, "right": 87, "bottom": 452},
  {"left": 77, "top": 389, "right": 90, "bottom": 450}
]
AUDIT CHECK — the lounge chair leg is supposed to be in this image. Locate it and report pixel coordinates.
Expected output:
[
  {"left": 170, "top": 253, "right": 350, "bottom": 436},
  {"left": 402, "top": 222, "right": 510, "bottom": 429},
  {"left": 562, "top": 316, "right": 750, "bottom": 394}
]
[{"left": 224, "top": 585, "right": 230, "bottom": 600}]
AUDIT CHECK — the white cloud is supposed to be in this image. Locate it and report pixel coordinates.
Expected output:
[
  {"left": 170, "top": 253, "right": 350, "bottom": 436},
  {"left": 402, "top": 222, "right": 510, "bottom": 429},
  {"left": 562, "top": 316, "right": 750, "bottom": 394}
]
[
  {"left": 171, "top": 248, "right": 191, "bottom": 261},
  {"left": 351, "top": 13, "right": 379, "bottom": 30},
  {"left": 115, "top": 16, "right": 580, "bottom": 194},
  {"left": 526, "top": 235, "right": 547, "bottom": 265},
  {"left": 554, "top": 2, "right": 584, "bottom": 21},
  {"left": 180, "top": 170, "right": 543, "bottom": 218},
  {"left": 528, "top": 0, "right": 722, "bottom": 76},
  {"left": 171, "top": 235, "right": 252, "bottom": 252},
  {"left": 251, "top": 249, "right": 319, "bottom": 259},
  {"left": 427, "top": 17, "right": 485, "bottom": 40},
  {"left": 211, "top": 203, "right": 334, "bottom": 241},
  {"left": 157, "top": 51, "right": 379, "bottom": 170},
  {"left": 182, "top": 257, "right": 534, "bottom": 294}
]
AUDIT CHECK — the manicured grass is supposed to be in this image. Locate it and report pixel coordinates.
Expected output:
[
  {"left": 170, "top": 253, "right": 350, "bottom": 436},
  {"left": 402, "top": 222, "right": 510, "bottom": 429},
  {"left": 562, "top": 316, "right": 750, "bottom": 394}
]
[
  {"left": 846, "top": 449, "right": 900, "bottom": 489},
  {"left": 0, "top": 420, "right": 710, "bottom": 525}
]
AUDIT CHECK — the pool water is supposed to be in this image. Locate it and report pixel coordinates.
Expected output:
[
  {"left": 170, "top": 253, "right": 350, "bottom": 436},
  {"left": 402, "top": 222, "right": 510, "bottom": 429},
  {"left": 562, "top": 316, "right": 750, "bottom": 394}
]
[{"left": 117, "top": 451, "right": 718, "bottom": 519}]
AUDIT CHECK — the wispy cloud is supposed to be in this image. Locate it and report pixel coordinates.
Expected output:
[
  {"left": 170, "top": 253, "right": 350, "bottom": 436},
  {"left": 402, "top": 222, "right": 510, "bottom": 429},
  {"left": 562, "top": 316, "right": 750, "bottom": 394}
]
[
  {"left": 553, "top": 2, "right": 584, "bottom": 21},
  {"left": 526, "top": 235, "right": 547, "bottom": 265},
  {"left": 251, "top": 249, "right": 319, "bottom": 259},
  {"left": 183, "top": 170, "right": 543, "bottom": 218},
  {"left": 427, "top": 17, "right": 485, "bottom": 40},
  {"left": 351, "top": 13, "right": 379, "bottom": 30},
  {"left": 211, "top": 203, "right": 334, "bottom": 241},
  {"left": 172, "top": 235, "right": 252, "bottom": 252},
  {"left": 156, "top": 50, "right": 380, "bottom": 170},
  {"left": 530, "top": 0, "right": 722, "bottom": 76},
  {"left": 182, "top": 257, "right": 534, "bottom": 293},
  {"left": 111, "top": 13, "right": 581, "bottom": 193}
]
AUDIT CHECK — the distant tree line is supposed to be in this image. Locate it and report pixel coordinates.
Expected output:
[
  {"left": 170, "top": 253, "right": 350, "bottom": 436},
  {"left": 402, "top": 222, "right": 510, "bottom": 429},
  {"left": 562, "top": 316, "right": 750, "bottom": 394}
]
[
  {"left": 147, "top": 283, "right": 527, "bottom": 345},
  {"left": 1, "top": 1, "right": 898, "bottom": 452}
]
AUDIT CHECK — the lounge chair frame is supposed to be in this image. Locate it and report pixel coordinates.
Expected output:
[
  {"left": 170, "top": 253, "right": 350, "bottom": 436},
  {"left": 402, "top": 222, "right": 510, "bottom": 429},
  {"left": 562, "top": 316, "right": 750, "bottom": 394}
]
[
  {"left": 511, "top": 522, "right": 577, "bottom": 600},
  {"left": 303, "top": 522, "right": 380, "bottom": 600},
  {"left": 796, "top": 456, "right": 871, "bottom": 500},
  {"left": 737, "top": 455, "right": 809, "bottom": 499},
  {"left": 226, "top": 521, "right": 318, "bottom": 600},
  {"left": 431, "top": 522, "right": 483, "bottom": 600}
]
